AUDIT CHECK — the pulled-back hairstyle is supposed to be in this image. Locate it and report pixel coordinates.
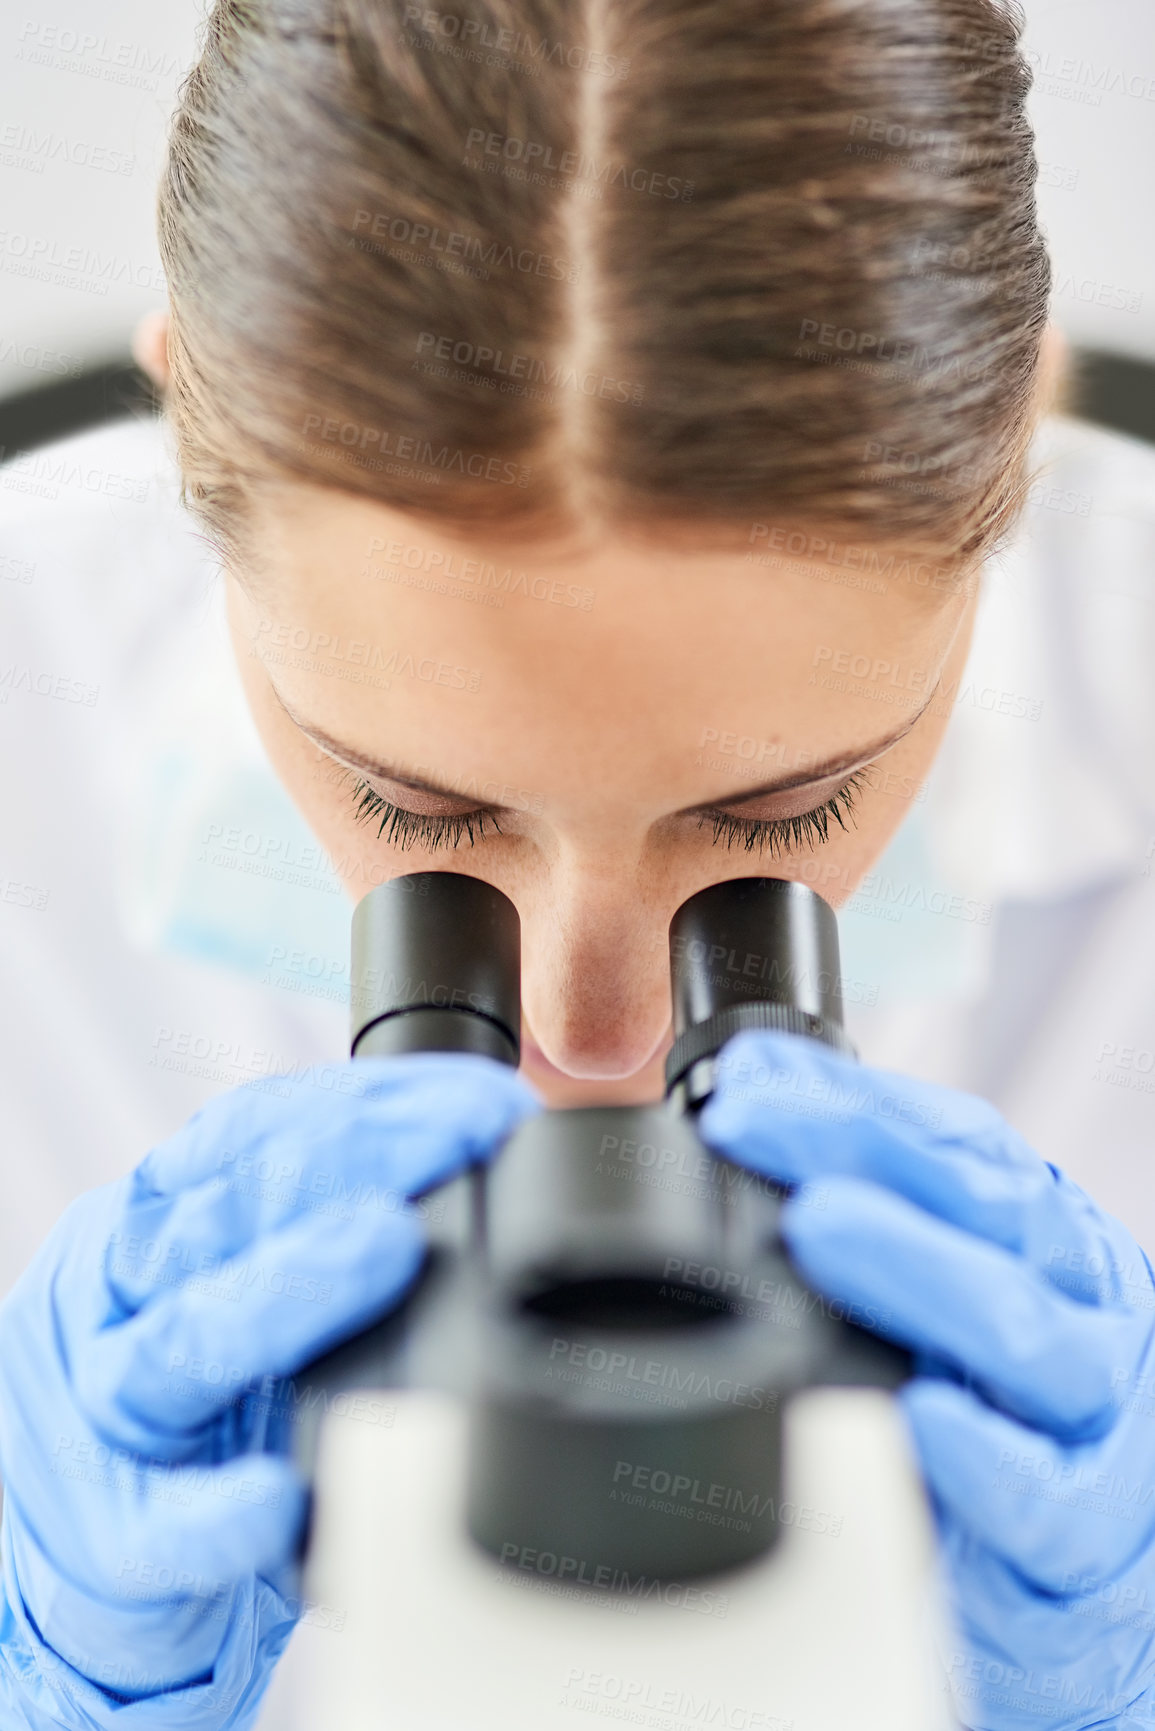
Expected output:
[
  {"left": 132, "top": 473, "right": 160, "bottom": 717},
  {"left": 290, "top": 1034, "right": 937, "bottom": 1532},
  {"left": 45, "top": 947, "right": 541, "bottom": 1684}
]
[{"left": 158, "top": 0, "right": 1050, "bottom": 574}]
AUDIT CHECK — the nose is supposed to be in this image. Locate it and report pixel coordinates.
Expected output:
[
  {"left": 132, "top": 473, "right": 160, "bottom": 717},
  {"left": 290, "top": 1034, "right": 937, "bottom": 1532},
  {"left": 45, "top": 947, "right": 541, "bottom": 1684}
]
[{"left": 516, "top": 864, "right": 673, "bottom": 1081}]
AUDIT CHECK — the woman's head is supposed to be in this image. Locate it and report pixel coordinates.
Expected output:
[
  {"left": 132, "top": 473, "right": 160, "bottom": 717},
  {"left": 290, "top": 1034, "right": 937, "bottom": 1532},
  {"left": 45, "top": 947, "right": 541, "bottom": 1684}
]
[{"left": 151, "top": 0, "right": 1054, "bottom": 1102}]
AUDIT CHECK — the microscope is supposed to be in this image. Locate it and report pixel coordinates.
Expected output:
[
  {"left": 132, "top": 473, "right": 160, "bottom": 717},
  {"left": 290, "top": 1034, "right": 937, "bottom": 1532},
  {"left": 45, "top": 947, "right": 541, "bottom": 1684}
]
[{"left": 289, "top": 874, "right": 956, "bottom": 1731}]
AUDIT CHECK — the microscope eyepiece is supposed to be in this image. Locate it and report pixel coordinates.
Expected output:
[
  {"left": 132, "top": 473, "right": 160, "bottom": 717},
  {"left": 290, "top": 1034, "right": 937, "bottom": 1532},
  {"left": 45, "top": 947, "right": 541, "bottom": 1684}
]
[
  {"left": 350, "top": 872, "right": 520, "bottom": 1066},
  {"left": 665, "top": 877, "right": 855, "bottom": 1107}
]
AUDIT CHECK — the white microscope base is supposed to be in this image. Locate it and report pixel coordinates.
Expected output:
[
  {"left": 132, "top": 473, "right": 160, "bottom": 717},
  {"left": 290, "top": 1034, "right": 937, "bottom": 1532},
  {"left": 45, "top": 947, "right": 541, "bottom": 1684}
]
[{"left": 300, "top": 1387, "right": 957, "bottom": 1731}]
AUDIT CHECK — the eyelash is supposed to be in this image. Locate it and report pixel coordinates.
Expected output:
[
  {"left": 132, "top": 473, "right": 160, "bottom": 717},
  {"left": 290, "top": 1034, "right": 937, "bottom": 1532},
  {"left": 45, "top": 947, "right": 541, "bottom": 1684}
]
[
  {"left": 696, "top": 769, "right": 867, "bottom": 855},
  {"left": 346, "top": 768, "right": 866, "bottom": 856},
  {"left": 347, "top": 778, "right": 504, "bottom": 851}
]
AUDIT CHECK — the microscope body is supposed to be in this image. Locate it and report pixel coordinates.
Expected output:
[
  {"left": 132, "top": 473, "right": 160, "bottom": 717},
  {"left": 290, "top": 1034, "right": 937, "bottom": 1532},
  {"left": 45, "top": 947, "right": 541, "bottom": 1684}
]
[{"left": 289, "top": 874, "right": 955, "bottom": 1731}]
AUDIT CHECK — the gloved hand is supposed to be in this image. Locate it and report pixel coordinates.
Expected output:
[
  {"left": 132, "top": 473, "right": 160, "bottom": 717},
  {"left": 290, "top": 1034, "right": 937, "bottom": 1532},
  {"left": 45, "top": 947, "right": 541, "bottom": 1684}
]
[
  {"left": 699, "top": 1028, "right": 1155, "bottom": 1731},
  {"left": 0, "top": 1052, "right": 538, "bottom": 1730}
]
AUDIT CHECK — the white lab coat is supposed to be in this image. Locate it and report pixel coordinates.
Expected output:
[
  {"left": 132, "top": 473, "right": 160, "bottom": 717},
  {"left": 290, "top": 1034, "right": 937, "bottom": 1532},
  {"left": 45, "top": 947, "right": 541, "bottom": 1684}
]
[{"left": 1, "top": 408, "right": 1154, "bottom": 1726}]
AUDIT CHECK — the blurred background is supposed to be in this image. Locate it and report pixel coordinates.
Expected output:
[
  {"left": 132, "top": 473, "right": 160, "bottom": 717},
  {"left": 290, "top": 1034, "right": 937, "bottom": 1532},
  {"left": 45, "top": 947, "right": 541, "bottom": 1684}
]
[{"left": 0, "top": 0, "right": 1153, "bottom": 451}]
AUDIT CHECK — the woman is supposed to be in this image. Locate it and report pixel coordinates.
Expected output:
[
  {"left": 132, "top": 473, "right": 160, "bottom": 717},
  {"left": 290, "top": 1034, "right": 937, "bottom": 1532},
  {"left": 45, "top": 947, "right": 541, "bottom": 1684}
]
[{"left": 2, "top": 0, "right": 1155, "bottom": 1726}]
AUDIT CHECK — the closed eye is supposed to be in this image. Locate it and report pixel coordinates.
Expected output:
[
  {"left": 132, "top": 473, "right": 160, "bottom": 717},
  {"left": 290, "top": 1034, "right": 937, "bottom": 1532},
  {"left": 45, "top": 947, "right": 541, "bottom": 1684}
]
[
  {"left": 345, "top": 774, "right": 501, "bottom": 850},
  {"left": 698, "top": 768, "right": 867, "bottom": 854}
]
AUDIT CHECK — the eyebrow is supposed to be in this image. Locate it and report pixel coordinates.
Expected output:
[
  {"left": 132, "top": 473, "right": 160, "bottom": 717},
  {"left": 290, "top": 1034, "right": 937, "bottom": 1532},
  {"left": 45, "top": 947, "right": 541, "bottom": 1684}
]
[
  {"left": 701, "top": 686, "right": 940, "bottom": 804},
  {"left": 268, "top": 675, "right": 939, "bottom": 810},
  {"left": 269, "top": 683, "right": 480, "bottom": 799}
]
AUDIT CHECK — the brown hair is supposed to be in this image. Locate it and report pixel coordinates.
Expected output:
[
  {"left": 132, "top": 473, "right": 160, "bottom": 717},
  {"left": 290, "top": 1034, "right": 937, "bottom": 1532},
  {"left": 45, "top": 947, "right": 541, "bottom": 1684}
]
[{"left": 158, "top": 0, "right": 1051, "bottom": 575}]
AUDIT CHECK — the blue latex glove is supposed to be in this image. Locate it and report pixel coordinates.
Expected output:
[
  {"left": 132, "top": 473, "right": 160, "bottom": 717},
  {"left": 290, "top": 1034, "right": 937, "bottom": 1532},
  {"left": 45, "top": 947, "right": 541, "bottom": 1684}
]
[
  {"left": 700, "top": 1029, "right": 1155, "bottom": 1731},
  {"left": 0, "top": 1052, "right": 538, "bottom": 1729}
]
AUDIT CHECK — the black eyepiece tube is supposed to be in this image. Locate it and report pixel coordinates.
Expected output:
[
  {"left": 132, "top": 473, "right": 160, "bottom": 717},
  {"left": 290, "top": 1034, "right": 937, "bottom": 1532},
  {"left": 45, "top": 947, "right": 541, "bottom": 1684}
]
[
  {"left": 350, "top": 873, "right": 520, "bottom": 1066},
  {"left": 665, "top": 877, "right": 854, "bottom": 1107}
]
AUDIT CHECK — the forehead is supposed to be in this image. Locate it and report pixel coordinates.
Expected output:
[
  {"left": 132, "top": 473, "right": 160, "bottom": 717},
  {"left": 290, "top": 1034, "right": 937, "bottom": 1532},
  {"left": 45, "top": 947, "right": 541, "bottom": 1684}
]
[{"left": 238, "top": 485, "right": 968, "bottom": 805}]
